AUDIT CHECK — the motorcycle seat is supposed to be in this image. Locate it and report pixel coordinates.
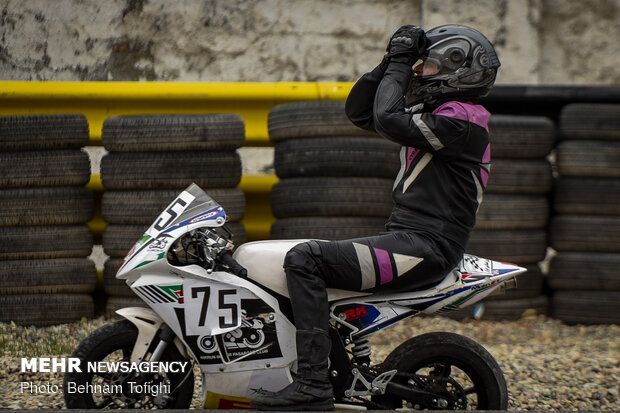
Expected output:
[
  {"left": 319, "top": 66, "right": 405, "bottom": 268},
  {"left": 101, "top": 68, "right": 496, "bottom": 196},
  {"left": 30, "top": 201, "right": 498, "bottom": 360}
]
[{"left": 233, "top": 240, "right": 372, "bottom": 301}]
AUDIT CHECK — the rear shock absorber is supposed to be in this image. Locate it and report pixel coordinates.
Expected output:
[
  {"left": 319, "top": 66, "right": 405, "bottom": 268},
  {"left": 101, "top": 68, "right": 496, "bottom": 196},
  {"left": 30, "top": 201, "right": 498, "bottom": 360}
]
[{"left": 351, "top": 337, "right": 372, "bottom": 365}]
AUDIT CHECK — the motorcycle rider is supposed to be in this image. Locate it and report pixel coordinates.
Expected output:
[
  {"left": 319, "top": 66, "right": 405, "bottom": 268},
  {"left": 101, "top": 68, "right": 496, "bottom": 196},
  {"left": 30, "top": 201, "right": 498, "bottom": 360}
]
[{"left": 252, "top": 24, "right": 501, "bottom": 411}]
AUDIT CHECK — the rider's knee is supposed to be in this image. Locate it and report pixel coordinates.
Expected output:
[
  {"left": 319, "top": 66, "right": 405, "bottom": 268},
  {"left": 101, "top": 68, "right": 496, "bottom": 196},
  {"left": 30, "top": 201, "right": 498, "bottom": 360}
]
[{"left": 284, "top": 241, "right": 322, "bottom": 272}]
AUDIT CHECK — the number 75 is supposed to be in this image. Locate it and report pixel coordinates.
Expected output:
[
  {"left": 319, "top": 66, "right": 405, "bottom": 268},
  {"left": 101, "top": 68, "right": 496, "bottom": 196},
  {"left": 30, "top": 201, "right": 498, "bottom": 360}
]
[{"left": 191, "top": 286, "right": 239, "bottom": 329}]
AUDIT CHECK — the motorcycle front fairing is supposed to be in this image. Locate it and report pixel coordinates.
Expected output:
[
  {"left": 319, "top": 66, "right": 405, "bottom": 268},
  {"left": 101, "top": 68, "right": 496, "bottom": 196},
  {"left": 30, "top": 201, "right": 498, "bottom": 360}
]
[
  {"left": 113, "top": 184, "right": 297, "bottom": 399},
  {"left": 116, "top": 183, "right": 226, "bottom": 281}
]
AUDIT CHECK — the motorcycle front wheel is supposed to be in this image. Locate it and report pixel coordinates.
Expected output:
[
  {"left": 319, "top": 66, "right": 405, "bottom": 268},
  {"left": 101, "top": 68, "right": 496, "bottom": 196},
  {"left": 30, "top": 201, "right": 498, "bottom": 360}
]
[
  {"left": 64, "top": 319, "right": 195, "bottom": 409},
  {"left": 372, "top": 332, "right": 508, "bottom": 410}
]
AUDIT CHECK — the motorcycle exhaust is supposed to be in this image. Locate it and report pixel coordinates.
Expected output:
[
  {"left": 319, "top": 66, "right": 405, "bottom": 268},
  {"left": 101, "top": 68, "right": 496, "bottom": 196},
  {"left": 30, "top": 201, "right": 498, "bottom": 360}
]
[
  {"left": 487, "top": 276, "right": 518, "bottom": 298},
  {"left": 504, "top": 276, "right": 518, "bottom": 290}
]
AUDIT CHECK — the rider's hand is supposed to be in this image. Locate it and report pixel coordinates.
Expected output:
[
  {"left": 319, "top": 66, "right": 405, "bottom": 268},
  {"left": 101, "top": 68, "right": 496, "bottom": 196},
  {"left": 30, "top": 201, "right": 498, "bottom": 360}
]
[{"left": 386, "top": 25, "right": 427, "bottom": 65}]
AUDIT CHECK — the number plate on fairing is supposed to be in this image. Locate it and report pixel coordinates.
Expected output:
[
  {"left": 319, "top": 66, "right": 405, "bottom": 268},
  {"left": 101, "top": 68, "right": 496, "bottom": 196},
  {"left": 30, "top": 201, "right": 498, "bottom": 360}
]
[
  {"left": 184, "top": 278, "right": 242, "bottom": 336},
  {"left": 180, "top": 279, "right": 286, "bottom": 367}
]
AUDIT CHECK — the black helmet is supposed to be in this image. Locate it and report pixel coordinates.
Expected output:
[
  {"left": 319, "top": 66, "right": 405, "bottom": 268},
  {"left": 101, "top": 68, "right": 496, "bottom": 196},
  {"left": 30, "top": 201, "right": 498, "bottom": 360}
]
[{"left": 406, "top": 24, "right": 501, "bottom": 106}]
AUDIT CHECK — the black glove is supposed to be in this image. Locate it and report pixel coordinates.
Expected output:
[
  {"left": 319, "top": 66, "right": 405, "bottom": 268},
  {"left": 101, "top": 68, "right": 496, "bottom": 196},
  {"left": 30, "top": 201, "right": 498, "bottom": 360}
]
[
  {"left": 386, "top": 25, "right": 427, "bottom": 65},
  {"left": 219, "top": 250, "right": 248, "bottom": 278}
]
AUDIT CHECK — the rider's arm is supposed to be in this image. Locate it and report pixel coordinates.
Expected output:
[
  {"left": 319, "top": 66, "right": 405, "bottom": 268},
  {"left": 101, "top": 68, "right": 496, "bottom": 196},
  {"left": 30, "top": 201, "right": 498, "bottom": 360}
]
[
  {"left": 344, "top": 58, "right": 387, "bottom": 132},
  {"left": 372, "top": 61, "right": 469, "bottom": 154}
]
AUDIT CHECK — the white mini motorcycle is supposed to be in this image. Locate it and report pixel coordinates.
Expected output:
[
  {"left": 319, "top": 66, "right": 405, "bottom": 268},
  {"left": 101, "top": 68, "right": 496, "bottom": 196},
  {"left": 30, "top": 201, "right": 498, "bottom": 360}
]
[{"left": 64, "top": 184, "right": 525, "bottom": 410}]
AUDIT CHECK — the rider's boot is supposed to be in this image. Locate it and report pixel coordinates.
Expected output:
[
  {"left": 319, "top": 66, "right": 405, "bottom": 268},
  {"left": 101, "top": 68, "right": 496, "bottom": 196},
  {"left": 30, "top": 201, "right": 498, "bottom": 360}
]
[
  {"left": 251, "top": 329, "right": 334, "bottom": 411},
  {"left": 251, "top": 241, "right": 334, "bottom": 411}
]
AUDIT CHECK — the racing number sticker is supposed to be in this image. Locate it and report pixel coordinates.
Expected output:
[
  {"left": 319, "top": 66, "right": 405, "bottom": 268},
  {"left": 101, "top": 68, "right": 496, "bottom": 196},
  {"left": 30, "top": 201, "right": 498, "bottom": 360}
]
[
  {"left": 184, "top": 279, "right": 241, "bottom": 336},
  {"left": 150, "top": 191, "right": 195, "bottom": 233},
  {"left": 153, "top": 198, "right": 187, "bottom": 231}
]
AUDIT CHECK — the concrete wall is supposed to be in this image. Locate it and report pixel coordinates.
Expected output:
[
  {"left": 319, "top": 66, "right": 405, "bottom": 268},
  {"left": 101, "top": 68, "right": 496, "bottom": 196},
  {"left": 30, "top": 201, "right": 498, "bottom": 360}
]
[{"left": 1, "top": 0, "right": 619, "bottom": 84}]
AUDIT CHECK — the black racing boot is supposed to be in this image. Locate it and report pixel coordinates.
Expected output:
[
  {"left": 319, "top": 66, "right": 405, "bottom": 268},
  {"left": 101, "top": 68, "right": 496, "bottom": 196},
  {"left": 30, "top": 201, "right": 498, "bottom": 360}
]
[
  {"left": 252, "top": 242, "right": 334, "bottom": 410},
  {"left": 250, "top": 329, "right": 334, "bottom": 411}
]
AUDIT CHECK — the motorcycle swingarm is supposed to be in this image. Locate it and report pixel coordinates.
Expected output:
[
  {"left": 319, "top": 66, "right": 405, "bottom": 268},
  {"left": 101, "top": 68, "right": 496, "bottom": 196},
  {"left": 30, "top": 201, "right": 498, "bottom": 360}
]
[
  {"left": 384, "top": 380, "right": 445, "bottom": 407},
  {"left": 116, "top": 307, "right": 189, "bottom": 364},
  {"left": 328, "top": 332, "right": 439, "bottom": 407},
  {"left": 343, "top": 367, "right": 446, "bottom": 409}
]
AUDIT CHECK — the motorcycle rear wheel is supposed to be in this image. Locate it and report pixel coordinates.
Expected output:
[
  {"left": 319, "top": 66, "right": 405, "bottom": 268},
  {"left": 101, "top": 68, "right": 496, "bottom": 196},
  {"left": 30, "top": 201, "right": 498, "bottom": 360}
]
[
  {"left": 372, "top": 332, "right": 508, "bottom": 410},
  {"left": 64, "top": 319, "right": 195, "bottom": 409}
]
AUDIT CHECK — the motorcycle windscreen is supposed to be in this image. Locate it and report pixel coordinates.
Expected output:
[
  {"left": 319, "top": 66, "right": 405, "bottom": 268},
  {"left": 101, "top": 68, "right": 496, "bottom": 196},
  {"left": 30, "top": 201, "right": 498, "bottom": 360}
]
[
  {"left": 145, "top": 183, "right": 226, "bottom": 236},
  {"left": 117, "top": 183, "right": 227, "bottom": 277}
]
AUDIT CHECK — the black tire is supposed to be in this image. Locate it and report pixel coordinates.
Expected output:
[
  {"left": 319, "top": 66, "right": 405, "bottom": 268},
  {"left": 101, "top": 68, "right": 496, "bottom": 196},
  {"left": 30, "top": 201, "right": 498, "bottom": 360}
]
[
  {"left": 551, "top": 291, "right": 620, "bottom": 324},
  {"left": 102, "top": 114, "right": 245, "bottom": 151},
  {"left": 475, "top": 194, "right": 549, "bottom": 230},
  {"left": 372, "top": 332, "right": 508, "bottom": 410},
  {"left": 553, "top": 177, "right": 620, "bottom": 216},
  {"left": 64, "top": 319, "right": 194, "bottom": 408},
  {"left": 0, "top": 150, "right": 91, "bottom": 187},
  {"left": 488, "top": 115, "right": 555, "bottom": 158},
  {"left": 104, "top": 258, "right": 136, "bottom": 296},
  {"left": 0, "top": 294, "right": 94, "bottom": 326},
  {"left": 466, "top": 229, "right": 547, "bottom": 265},
  {"left": 105, "top": 296, "right": 148, "bottom": 318},
  {"left": 0, "top": 114, "right": 89, "bottom": 151},
  {"left": 102, "top": 188, "right": 245, "bottom": 224},
  {"left": 270, "top": 217, "right": 387, "bottom": 240},
  {"left": 100, "top": 151, "right": 241, "bottom": 189},
  {"left": 0, "top": 187, "right": 93, "bottom": 226},
  {"left": 486, "top": 158, "right": 552, "bottom": 194},
  {"left": 548, "top": 252, "right": 620, "bottom": 291},
  {"left": 556, "top": 140, "right": 620, "bottom": 178},
  {"left": 0, "top": 225, "right": 93, "bottom": 260},
  {"left": 551, "top": 215, "right": 620, "bottom": 252},
  {"left": 0, "top": 258, "right": 97, "bottom": 294},
  {"left": 272, "top": 177, "right": 393, "bottom": 219},
  {"left": 274, "top": 136, "right": 400, "bottom": 178},
  {"left": 559, "top": 103, "right": 620, "bottom": 141},
  {"left": 268, "top": 101, "right": 375, "bottom": 141},
  {"left": 103, "top": 222, "right": 246, "bottom": 257}
]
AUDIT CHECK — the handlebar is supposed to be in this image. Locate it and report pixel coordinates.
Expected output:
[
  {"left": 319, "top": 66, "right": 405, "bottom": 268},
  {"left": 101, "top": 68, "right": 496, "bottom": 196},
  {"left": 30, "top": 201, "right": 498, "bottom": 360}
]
[{"left": 219, "top": 250, "right": 248, "bottom": 278}]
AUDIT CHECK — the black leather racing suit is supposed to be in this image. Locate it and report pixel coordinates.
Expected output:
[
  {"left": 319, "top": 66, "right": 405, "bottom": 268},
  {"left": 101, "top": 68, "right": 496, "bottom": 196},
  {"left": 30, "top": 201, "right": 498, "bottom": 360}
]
[
  {"left": 283, "top": 59, "right": 492, "bottom": 333},
  {"left": 346, "top": 60, "right": 492, "bottom": 251}
]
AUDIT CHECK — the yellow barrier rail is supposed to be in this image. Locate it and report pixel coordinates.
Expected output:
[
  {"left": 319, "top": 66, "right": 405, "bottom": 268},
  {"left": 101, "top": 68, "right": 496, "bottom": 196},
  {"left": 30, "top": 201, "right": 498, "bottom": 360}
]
[
  {"left": 0, "top": 81, "right": 353, "bottom": 146},
  {"left": 1, "top": 81, "right": 353, "bottom": 241}
]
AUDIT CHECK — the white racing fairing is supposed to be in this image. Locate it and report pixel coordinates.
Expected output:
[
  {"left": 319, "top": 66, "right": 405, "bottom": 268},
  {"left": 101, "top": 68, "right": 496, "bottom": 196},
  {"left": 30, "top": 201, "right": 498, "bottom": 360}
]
[
  {"left": 114, "top": 184, "right": 525, "bottom": 408},
  {"left": 116, "top": 185, "right": 297, "bottom": 407}
]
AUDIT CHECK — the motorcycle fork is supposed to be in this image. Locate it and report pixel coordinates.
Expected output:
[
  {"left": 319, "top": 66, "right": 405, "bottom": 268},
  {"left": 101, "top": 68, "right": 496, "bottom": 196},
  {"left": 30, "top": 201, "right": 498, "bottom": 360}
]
[
  {"left": 149, "top": 325, "right": 176, "bottom": 361},
  {"left": 116, "top": 307, "right": 189, "bottom": 363},
  {"left": 146, "top": 325, "right": 196, "bottom": 399}
]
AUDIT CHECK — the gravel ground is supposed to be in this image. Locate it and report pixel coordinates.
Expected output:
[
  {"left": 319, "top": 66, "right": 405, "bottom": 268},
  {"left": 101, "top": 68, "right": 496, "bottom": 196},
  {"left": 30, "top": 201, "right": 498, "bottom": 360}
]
[{"left": 0, "top": 314, "right": 618, "bottom": 410}]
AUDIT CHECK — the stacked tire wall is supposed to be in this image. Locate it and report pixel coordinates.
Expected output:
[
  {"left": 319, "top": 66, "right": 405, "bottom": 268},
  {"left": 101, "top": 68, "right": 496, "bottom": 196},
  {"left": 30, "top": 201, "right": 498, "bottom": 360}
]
[
  {"left": 0, "top": 115, "right": 96, "bottom": 326},
  {"left": 459, "top": 115, "right": 555, "bottom": 320},
  {"left": 269, "top": 102, "right": 558, "bottom": 321},
  {"left": 1, "top": 89, "right": 618, "bottom": 326},
  {"left": 268, "top": 101, "right": 400, "bottom": 240},
  {"left": 549, "top": 104, "right": 620, "bottom": 324},
  {"left": 100, "top": 114, "right": 246, "bottom": 317}
]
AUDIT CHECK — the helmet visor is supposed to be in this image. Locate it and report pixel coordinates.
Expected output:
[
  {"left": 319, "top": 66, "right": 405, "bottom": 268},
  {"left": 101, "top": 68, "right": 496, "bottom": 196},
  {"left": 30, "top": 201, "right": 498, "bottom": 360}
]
[{"left": 413, "top": 58, "right": 440, "bottom": 77}]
